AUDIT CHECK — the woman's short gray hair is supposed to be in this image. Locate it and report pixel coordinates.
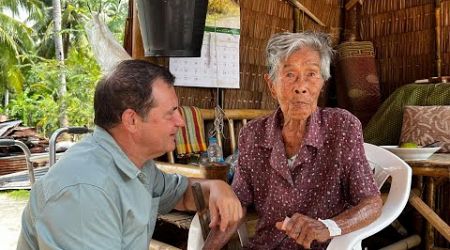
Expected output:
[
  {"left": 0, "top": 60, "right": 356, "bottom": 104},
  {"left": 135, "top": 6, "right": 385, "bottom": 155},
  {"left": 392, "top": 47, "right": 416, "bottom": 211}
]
[{"left": 266, "top": 31, "right": 334, "bottom": 81}]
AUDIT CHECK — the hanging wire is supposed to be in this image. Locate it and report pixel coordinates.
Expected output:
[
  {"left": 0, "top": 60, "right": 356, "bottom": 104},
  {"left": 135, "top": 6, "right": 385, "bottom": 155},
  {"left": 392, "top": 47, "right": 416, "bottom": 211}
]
[{"left": 208, "top": 105, "right": 226, "bottom": 139}]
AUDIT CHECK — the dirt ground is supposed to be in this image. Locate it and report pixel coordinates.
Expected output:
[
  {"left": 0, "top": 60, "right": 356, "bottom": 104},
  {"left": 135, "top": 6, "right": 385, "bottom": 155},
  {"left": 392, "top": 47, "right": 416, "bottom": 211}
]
[{"left": 0, "top": 193, "right": 28, "bottom": 250}]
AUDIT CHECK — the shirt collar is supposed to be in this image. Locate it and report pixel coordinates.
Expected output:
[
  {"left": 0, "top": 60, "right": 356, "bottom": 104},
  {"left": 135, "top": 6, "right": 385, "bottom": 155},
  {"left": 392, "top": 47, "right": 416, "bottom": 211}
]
[
  {"left": 92, "top": 126, "right": 143, "bottom": 179},
  {"left": 302, "top": 108, "right": 325, "bottom": 149},
  {"left": 257, "top": 107, "right": 324, "bottom": 150}
]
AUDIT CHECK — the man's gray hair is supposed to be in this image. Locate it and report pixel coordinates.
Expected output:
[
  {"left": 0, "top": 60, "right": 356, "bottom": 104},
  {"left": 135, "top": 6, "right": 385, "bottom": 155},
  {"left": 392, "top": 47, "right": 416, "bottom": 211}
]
[{"left": 266, "top": 31, "right": 334, "bottom": 81}]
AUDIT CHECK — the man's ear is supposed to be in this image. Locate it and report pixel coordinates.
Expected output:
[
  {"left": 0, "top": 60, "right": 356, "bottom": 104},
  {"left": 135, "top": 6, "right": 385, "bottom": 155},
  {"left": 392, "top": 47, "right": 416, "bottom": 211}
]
[
  {"left": 264, "top": 73, "right": 277, "bottom": 99},
  {"left": 121, "top": 109, "right": 139, "bottom": 132}
]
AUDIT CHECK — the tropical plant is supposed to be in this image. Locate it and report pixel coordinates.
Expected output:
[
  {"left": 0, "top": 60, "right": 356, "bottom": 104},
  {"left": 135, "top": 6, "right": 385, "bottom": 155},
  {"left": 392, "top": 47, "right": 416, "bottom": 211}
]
[
  {"left": 33, "top": 0, "right": 128, "bottom": 58},
  {"left": 8, "top": 47, "right": 101, "bottom": 136},
  {"left": 0, "top": 0, "right": 43, "bottom": 104},
  {"left": 2, "top": 0, "right": 128, "bottom": 136}
]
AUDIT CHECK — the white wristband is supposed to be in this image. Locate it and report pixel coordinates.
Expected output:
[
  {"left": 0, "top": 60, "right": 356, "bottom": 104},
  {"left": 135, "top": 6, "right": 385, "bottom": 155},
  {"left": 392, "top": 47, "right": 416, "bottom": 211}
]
[{"left": 318, "top": 218, "right": 342, "bottom": 237}]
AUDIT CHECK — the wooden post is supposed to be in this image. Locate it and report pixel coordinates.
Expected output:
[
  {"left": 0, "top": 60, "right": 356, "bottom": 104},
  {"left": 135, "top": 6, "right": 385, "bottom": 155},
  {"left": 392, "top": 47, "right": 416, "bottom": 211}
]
[
  {"left": 343, "top": 0, "right": 362, "bottom": 41},
  {"left": 435, "top": 0, "right": 442, "bottom": 76},
  {"left": 425, "top": 177, "right": 435, "bottom": 249},
  {"left": 192, "top": 183, "right": 211, "bottom": 240},
  {"left": 131, "top": 0, "right": 145, "bottom": 59}
]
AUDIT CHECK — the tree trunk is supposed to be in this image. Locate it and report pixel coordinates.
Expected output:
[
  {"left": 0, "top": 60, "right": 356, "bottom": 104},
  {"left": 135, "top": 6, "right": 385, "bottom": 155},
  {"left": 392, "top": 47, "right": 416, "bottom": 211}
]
[
  {"left": 4, "top": 89, "right": 9, "bottom": 107},
  {"left": 52, "top": 0, "right": 68, "bottom": 128}
]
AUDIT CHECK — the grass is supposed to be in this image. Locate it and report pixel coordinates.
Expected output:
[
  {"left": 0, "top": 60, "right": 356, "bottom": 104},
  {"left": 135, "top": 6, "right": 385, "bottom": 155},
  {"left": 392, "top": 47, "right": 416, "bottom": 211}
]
[{"left": 0, "top": 190, "right": 30, "bottom": 201}]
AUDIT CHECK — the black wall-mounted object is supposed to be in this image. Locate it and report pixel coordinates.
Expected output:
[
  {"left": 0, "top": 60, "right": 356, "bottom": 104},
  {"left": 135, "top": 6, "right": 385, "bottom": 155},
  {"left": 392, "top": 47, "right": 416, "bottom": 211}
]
[{"left": 136, "top": 0, "right": 209, "bottom": 57}]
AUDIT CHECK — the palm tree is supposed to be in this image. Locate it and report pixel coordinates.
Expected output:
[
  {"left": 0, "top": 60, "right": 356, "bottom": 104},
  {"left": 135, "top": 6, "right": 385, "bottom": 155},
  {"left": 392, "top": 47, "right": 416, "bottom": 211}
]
[
  {"left": 52, "top": 0, "right": 68, "bottom": 127},
  {"left": 0, "top": 0, "right": 45, "bottom": 106}
]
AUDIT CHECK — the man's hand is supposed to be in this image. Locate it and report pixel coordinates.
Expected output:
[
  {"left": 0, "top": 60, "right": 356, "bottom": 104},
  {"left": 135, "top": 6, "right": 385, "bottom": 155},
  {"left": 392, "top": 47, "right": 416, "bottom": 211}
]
[
  {"left": 275, "top": 213, "right": 331, "bottom": 249},
  {"left": 208, "top": 180, "right": 243, "bottom": 232},
  {"left": 176, "top": 178, "right": 243, "bottom": 232}
]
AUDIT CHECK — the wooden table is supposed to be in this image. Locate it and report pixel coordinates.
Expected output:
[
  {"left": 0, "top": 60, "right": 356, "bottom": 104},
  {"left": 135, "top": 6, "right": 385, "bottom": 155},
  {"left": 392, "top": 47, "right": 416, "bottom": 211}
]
[{"left": 406, "top": 154, "right": 450, "bottom": 250}]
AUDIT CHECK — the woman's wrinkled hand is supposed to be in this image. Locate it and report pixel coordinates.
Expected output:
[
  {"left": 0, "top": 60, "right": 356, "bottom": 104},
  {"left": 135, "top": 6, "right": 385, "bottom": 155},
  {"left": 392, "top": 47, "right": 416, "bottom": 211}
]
[
  {"left": 208, "top": 180, "right": 243, "bottom": 232},
  {"left": 275, "top": 213, "right": 331, "bottom": 249}
]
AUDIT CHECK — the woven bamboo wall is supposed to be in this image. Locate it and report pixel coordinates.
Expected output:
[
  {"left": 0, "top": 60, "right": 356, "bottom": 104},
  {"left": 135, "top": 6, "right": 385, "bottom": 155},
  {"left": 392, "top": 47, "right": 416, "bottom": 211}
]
[
  {"left": 292, "top": 0, "right": 342, "bottom": 107},
  {"left": 135, "top": 0, "right": 342, "bottom": 110},
  {"left": 360, "top": 0, "right": 450, "bottom": 99},
  {"left": 129, "top": 0, "right": 449, "bottom": 107},
  {"left": 224, "top": 0, "right": 342, "bottom": 109},
  {"left": 223, "top": 0, "right": 293, "bottom": 109},
  {"left": 293, "top": 0, "right": 342, "bottom": 43}
]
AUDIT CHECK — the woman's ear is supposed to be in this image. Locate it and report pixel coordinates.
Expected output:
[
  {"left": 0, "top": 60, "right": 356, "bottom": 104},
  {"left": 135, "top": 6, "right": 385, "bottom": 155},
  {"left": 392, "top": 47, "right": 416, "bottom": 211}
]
[{"left": 264, "top": 73, "right": 277, "bottom": 99}]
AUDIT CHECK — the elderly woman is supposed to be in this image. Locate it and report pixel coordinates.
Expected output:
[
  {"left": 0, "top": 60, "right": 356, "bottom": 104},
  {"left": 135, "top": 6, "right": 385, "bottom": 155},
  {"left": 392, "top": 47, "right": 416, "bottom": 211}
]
[{"left": 204, "top": 32, "right": 382, "bottom": 249}]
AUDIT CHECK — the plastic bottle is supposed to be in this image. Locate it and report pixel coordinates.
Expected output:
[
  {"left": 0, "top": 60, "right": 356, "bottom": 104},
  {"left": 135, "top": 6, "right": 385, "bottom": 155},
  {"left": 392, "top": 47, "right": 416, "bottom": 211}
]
[
  {"left": 225, "top": 149, "right": 238, "bottom": 183},
  {"left": 198, "top": 152, "right": 209, "bottom": 166},
  {"left": 207, "top": 136, "right": 224, "bottom": 163}
]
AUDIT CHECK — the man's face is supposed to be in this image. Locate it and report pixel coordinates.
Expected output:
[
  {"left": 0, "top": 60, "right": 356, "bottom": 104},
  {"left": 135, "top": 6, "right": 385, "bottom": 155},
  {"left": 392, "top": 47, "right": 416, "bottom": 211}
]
[
  {"left": 266, "top": 47, "right": 325, "bottom": 121},
  {"left": 135, "top": 79, "right": 184, "bottom": 158}
]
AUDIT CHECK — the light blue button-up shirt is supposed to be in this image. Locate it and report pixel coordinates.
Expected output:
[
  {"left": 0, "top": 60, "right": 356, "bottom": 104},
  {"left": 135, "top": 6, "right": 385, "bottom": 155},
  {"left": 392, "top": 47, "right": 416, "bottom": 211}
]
[{"left": 17, "top": 127, "right": 188, "bottom": 250}]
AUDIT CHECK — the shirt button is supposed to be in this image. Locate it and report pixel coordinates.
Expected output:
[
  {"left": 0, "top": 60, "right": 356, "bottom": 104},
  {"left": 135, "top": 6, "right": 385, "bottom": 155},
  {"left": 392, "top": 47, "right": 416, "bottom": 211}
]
[{"left": 138, "top": 173, "right": 145, "bottom": 180}]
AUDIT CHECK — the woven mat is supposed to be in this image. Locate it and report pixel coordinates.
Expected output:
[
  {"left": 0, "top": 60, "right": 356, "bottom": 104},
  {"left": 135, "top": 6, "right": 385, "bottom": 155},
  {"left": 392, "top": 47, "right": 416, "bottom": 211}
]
[{"left": 158, "top": 212, "right": 194, "bottom": 230}]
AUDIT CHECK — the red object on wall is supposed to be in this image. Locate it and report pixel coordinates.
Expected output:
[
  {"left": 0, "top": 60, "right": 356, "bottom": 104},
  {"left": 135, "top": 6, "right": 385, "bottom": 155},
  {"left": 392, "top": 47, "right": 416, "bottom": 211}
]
[{"left": 336, "top": 41, "right": 381, "bottom": 127}]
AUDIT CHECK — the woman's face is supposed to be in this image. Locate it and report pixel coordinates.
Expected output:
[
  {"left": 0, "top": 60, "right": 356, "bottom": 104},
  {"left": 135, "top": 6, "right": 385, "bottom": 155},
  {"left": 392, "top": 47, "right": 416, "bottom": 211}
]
[{"left": 266, "top": 47, "right": 325, "bottom": 122}]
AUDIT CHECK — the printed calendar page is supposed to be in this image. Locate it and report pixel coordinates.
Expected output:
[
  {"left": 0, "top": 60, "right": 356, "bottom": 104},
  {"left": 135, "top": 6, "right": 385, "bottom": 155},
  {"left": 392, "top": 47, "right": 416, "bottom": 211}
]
[
  {"left": 169, "top": 0, "right": 240, "bottom": 89},
  {"left": 170, "top": 29, "right": 239, "bottom": 89}
]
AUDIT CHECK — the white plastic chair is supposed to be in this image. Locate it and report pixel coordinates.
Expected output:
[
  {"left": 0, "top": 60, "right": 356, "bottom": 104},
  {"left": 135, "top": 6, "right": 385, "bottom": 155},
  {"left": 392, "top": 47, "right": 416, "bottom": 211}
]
[
  {"left": 187, "top": 214, "right": 205, "bottom": 250},
  {"left": 326, "top": 143, "right": 412, "bottom": 250},
  {"left": 188, "top": 143, "right": 412, "bottom": 250}
]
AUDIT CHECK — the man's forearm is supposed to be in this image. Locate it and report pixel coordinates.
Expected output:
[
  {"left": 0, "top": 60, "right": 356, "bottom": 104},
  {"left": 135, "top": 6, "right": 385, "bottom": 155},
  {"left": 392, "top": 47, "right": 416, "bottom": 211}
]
[
  {"left": 332, "top": 195, "right": 383, "bottom": 234},
  {"left": 175, "top": 178, "right": 213, "bottom": 211}
]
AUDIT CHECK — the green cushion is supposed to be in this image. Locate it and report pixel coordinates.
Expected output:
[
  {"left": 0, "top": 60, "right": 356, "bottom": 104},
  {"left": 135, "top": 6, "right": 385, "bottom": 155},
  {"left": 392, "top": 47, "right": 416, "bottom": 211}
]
[{"left": 364, "top": 83, "right": 450, "bottom": 145}]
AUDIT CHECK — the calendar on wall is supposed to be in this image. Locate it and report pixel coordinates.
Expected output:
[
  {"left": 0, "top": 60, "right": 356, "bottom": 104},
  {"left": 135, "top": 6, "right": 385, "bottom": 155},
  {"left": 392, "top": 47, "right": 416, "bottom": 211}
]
[{"left": 169, "top": 0, "right": 240, "bottom": 89}]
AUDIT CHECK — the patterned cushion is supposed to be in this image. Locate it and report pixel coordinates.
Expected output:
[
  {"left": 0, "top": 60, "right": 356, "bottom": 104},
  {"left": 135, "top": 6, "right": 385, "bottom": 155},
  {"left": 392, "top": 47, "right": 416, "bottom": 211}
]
[
  {"left": 364, "top": 83, "right": 450, "bottom": 146},
  {"left": 400, "top": 106, "right": 450, "bottom": 152}
]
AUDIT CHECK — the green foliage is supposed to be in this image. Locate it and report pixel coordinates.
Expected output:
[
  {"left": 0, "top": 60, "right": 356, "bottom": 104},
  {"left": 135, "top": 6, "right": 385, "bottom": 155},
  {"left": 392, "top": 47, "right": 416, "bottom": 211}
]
[
  {"left": 0, "top": 11, "right": 34, "bottom": 95},
  {"left": 6, "top": 47, "right": 101, "bottom": 136},
  {"left": 206, "top": 0, "right": 239, "bottom": 26},
  {"left": 208, "top": 0, "right": 239, "bottom": 16},
  {"left": 7, "top": 88, "right": 59, "bottom": 135},
  {"left": 1, "top": 0, "right": 127, "bottom": 136},
  {"left": 0, "top": 189, "right": 30, "bottom": 200},
  {"left": 78, "top": 0, "right": 128, "bottom": 41}
]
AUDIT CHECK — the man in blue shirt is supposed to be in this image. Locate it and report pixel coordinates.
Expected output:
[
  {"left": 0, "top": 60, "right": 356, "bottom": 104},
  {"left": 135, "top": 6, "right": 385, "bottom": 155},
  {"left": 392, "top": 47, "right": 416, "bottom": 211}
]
[{"left": 17, "top": 60, "right": 243, "bottom": 249}]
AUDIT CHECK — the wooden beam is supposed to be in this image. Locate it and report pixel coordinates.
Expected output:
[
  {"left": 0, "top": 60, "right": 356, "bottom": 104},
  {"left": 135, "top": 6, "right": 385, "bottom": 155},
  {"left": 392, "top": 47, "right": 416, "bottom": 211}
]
[
  {"left": 155, "top": 161, "right": 204, "bottom": 178},
  {"left": 199, "top": 109, "right": 273, "bottom": 120},
  {"left": 409, "top": 189, "right": 450, "bottom": 243},
  {"left": 345, "top": 0, "right": 363, "bottom": 11},
  {"left": 435, "top": 0, "right": 442, "bottom": 76},
  {"left": 287, "top": 0, "right": 326, "bottom": 27}
]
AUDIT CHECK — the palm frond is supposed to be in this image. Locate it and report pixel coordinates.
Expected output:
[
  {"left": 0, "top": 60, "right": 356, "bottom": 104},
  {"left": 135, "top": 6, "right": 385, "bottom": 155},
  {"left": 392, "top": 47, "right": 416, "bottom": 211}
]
[
  {"left": 6, "top": 65, "right": 24, "bottom": 92},
  {"left": 0, "top": 13, "right": 34, "bottom": 53}
]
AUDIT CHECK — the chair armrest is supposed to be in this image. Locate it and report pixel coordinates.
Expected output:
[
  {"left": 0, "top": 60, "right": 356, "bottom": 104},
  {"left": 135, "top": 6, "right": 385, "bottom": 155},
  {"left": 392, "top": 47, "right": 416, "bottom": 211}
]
[{"left": 327, "top": 165, "right": 412, "bottom": 250}]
